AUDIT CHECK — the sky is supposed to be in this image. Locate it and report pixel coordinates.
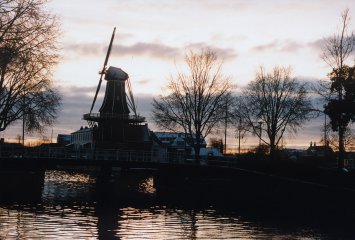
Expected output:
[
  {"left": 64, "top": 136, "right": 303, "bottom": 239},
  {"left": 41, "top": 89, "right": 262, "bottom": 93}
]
[{"left": 3, "top": 0, "right": 355, "bottom": 149}]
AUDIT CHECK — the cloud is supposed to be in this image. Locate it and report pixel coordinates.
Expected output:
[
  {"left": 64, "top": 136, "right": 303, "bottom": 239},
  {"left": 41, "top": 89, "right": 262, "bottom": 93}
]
[
  {"left": 63, "top": 41, "right": 238, "bottom": 61},
  {"left": 252, "top": 40, "right": 279, "bottom": 52},
  {"left": 252, "top": 40, "right": 304, "bottom": 53},
  {"left": 135, "top": 79, "right": 151, "bottom": 85},
  {"left": 134, "top": 93, "right": 155, "bottom": 120},
  {"left": 55, "top": 85, "right": 96, "bottom": 131},
  {"left": 307, "top": 38, "right": 327, "bottom": 55},
  {"left": 280, "top": 41, "right": 304, "bottom": 52},
  {"left": 308, "top": 37, "right": 355, "bottom": 64},
  {"left": 55, "top": 85, "right": 156, "bottom": 133},
  {"left": 60, "top": 85, "right": 97, "bottom": 97},
  {"left": 63, "top": 42, "right": 180, "bottom": 60},
  {"left": 64, "top": 43, "right": 102, "bottom": 56},
  {"left": 114, "top": 42, "right": 180, "bottom": 59}
]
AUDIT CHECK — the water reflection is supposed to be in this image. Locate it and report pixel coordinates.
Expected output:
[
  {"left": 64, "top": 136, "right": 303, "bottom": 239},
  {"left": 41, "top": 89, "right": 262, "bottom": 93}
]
[
  {"left": 43, "top": 170, "right": 96, "bottom": 204},
  {"left": 0, "top": 170, "right": 354, "bottom": 239}
]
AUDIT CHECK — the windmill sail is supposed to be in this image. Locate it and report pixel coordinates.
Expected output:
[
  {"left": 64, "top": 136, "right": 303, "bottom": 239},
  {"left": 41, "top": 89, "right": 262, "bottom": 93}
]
[
  {"left": 126, "top": 77, "right": 138, "bottom": 116},
  {"left": 89, "top": 27, "right": 116, "bottom": 114}
]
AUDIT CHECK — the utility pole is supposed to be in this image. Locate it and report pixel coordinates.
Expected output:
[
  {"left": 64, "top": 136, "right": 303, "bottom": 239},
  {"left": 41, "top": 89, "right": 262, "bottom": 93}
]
[
  {"left": 224, "top": 99, "right": 228, "bottom": 154},
  {"left": 324, "top": 111, "right": 328, "bottom": 146},
  {"left": 22, "top": 114, "right": 25, "bottom": 146},
  {"left": 258, "top": 121, "right": 262, "bottom": 147},
  {"left": 51, "top": 128, "right": 53, "bottom": 144},
  {"left": 238, "top": 117, "right": 241, "bottom": 155}
]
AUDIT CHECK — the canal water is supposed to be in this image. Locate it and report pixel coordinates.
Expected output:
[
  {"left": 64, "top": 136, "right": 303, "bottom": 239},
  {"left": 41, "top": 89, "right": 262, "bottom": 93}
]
[{"left": 0, "top": 169, "right": 355, "bottom": 239}]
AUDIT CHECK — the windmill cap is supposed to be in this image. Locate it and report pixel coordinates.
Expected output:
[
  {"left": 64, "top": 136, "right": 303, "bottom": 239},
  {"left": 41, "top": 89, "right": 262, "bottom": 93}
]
[{"left": 105, "top": 66, "right": 129, "bottom": 81}]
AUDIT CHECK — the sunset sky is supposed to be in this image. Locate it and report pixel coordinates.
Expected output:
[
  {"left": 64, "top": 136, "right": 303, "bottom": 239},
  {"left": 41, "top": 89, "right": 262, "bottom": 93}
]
[{"left": 3, "top": 0, "right": 355, "bottom": 149}]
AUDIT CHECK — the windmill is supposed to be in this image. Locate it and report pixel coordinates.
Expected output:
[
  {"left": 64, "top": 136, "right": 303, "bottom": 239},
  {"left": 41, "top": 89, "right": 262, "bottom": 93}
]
[{"left": 83, "top": 27, "right": 148, "bottom": 149}]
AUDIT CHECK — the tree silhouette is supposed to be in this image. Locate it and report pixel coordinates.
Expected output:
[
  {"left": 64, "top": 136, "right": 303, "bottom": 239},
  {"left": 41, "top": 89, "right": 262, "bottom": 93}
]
[
  {"left": 321, "top": 8, "right": 355, "bottom": 169},
  {"left": 0, "top": 0, "right": 61, "bottom": 134},
  {"left": 152, "top": 49, "right": 233, "bottom": 160},
  {"left": 235, "top": 66, "right": 313, "bottom": 160},
  {"left": 322, "top": 123, "right": 355, "bottom": 152}
]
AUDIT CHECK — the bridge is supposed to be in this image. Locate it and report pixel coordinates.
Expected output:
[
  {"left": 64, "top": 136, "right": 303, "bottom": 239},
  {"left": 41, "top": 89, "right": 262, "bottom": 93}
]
[
  {"left": 0, "top": 146, "right": 239, "bottom": 186},
  {"left": 0, "top": 147, "right": 190, "bottom": 170},
  {"left": 0, "top": 146, "right": 238, "bottom": 171},
  {"left": 2, "top": 146, "right": 355, "bottom": 210}
]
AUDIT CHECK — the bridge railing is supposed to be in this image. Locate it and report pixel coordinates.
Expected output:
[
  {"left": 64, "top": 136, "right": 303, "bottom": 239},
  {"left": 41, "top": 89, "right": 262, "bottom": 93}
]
[
  {"left": 0, "top": 146, "right": 164, "bottom": 163},
  {"left": 0, "top": 145, "right": 242, "bottom": 167}
]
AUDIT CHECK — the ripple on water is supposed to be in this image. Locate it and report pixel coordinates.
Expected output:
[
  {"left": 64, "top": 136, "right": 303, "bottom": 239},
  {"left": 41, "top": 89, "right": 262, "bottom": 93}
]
[{"left": 0, "top": 170, "right": 344, "bottom": 239}]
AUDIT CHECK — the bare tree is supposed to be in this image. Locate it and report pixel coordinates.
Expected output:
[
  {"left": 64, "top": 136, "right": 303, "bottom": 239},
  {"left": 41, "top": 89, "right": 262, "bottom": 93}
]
[
  {"left": 152, "top": 49, "right": 233, "bottom": 160},
  {"left": 321, "top": 9, "right": 354, "bottom": 69},
  {"left": 0, "top": 0, "right": 61, "bottom": 134},
  {"left": 235, "top": 66, "right": 313, "bottom": 160},
  {"left": 321, "top": 123, "right": 355, "bottom": 152},
  {"left": 321, "top": 8, "right": 355, "bottom": 168}
]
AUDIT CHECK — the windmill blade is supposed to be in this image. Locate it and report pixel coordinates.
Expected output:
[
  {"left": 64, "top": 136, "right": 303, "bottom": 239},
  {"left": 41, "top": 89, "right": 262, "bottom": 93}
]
[
  {"left": 89, "top": 74, "right": 103, "bottom": 114},
  {"left": 126, "top": 77, "right": 137, "bottom": 116},
  {"left": 103, "top": 27, "right": 116, "bottom": 70},
  {"left": 89, "top": 27, "right": 116, "bottom": 114}
]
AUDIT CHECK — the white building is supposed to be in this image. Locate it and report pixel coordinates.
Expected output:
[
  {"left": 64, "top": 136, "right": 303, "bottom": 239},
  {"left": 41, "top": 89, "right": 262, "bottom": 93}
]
[
  {"left": 154, "top": 131, "right": 222, "bottom": 160},
  {"left": 70, "top": 126, "right": 93, "bottom": 150}
]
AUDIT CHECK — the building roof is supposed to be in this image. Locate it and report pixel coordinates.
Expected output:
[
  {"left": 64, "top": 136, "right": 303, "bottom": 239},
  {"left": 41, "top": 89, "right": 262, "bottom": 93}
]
[
  {"left": 71, "top": 126, "right": 93, "bottom": 134},
  {"left": 155, "top": 132, "right": 206, "bottom": 142}
]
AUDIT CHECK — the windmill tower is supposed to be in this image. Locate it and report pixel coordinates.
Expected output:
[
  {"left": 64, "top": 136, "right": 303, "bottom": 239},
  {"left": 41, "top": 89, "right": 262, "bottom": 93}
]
[{"left": 83, "top": 28, "right": 150, "bottom": 150}]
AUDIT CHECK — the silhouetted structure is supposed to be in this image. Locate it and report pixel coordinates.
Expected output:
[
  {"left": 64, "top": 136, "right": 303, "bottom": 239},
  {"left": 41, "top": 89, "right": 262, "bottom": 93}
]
[
  {"left": 57, "top": 134, "right": 70, "bottom": 146},
  {"left": 306, "top": 142, "right": 334, "bottom": 157},
  {"left": 83, "top": 67, "right": 150, "bottom": 150},
  {"left": 303, "top": 142, "right": 335, "bottom": 166},
  {"left": 72, "top": 28, "right": 155, "bottom": 152}
]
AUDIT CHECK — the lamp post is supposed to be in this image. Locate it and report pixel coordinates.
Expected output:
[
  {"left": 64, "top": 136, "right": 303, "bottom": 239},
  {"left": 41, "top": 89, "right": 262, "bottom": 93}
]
[{"left": 224, "top": 99, "right": 228, "bottom": 155}]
